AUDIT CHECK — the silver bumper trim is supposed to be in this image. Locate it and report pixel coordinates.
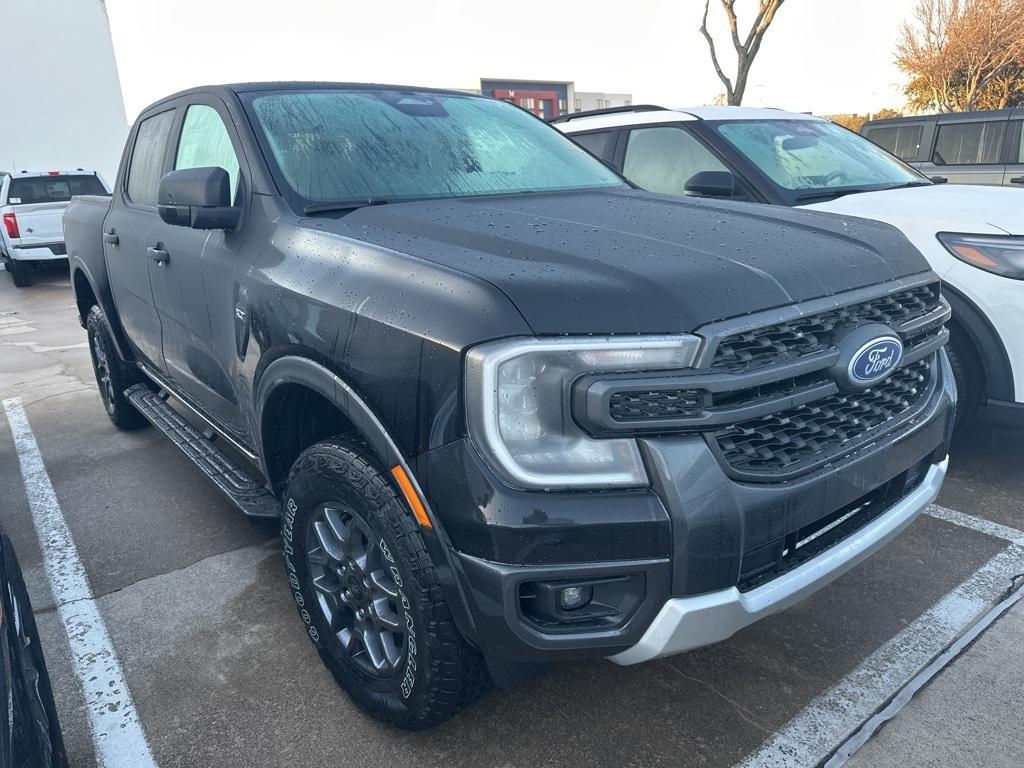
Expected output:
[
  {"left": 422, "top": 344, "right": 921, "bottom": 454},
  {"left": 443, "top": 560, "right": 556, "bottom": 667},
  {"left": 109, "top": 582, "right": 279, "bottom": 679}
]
[{"left": 609, "top": 459, "right": 947, "bottom": 665}]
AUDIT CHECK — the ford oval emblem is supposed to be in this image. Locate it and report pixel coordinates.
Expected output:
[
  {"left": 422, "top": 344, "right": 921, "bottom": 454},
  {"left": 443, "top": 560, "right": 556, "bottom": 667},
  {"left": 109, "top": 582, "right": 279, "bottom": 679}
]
[{"left": 848, "top": 336, "right": 903, "bottom": 386}]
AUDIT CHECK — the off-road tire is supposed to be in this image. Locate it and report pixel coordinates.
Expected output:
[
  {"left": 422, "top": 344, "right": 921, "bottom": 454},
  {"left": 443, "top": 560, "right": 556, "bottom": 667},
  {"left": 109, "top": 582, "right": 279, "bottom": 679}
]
[
  {"left": 282, "top": 438, "right": 488, "bottom": 730},
  {"left": 9, "top": 259, "right": 30, "bottom": 288},
  {"left": 86, "top": 306, "right": 148, "bottom": 430},
  {"left": 946, "top": 328, "right": 982, "bottom": 432}
]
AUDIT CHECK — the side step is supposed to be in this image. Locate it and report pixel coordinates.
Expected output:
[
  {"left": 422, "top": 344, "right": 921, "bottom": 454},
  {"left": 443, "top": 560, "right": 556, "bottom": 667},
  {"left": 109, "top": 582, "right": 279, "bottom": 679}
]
[{"left": 125, "top": 384, "right": 280, "bottom": 520}]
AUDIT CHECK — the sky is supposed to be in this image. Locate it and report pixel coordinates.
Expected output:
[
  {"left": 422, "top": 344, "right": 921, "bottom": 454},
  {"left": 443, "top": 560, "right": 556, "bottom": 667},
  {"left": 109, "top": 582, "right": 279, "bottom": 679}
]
[{"left": 103, "top": 0, "right": 920, "bottom": 122}]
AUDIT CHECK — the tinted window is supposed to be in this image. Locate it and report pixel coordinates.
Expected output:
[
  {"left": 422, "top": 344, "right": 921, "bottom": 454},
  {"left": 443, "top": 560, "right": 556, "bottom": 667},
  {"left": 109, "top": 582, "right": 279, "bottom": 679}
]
[
  {"left": 175, "top": 105, "right": 241, "bottom": 202},
  {"left": 933, "top": 121, "right": 1006, "bottom": 165},
  {"left": 126, "top": 110, "right": 175, "bottom": 206},
  {"left": 622, "top": 126, "right": 729, "bottom": 195},
  {"left": 7, "top": 175, "right": 106, "bottom": 205},
  {"left": 865, "top": 125, "right": 923, "bottom": 161},
  {"left": 1017, "top": 123, "right": 1024, "bottom": 163},
  {"left": 713, "top": 119, "right": 921, "bottom": 194},
  {"left": 245, "top": 90, "right": 623, "bottom": 205},
  {"left": 570, "top": 131, "right": 616, "bottom": 160}
]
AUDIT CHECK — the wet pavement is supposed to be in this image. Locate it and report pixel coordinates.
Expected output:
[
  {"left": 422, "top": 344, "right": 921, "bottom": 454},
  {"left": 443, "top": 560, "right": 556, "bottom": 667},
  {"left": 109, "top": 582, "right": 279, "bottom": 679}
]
[{"left": 2, "top": 266, "right": 1022, "bottom": 767}]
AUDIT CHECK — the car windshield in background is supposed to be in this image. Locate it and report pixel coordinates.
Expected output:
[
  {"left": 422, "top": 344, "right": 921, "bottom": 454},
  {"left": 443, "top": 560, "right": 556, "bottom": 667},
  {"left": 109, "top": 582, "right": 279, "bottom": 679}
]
[
  {"left": 8, "top": 175, "right": 107, "bottom": 205},
  {"left": 244, "top": 89, "right": 625, "bottom": 208},
  {"left": 711, "top": 119, "right": 925, "bottom": 201}
]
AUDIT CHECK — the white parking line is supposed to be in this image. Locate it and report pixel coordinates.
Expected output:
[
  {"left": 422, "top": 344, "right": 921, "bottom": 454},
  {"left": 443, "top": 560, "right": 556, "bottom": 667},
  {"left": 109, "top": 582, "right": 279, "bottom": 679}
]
[
  {"left": 925, "top": 504, "right": 1024, "bottom": 546},
  {"left": 2, "top": 397, "right": 157, "bottom": 768},
  {"left": 737, "top": 541, "right": 1024, "bottom": 767}
]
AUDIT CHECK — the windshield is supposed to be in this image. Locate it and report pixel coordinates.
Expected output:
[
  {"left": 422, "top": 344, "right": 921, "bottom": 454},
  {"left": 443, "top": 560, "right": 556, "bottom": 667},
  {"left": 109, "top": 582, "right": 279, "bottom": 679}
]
[
  {"left": 7, "top": 174, "right": 107, "bottom": 205},
  {"left": 244, "top": 89, "right": 625, "bottom": 208},
  {"left": 711, "top": 119, "right": 924, "bottom": 200}
]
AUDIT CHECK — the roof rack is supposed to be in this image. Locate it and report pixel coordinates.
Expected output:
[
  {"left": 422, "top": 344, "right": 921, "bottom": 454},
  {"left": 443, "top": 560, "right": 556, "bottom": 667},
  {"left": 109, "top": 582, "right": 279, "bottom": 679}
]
[{"left": 547, "top": 105, "right": 668, "bottom": 124}]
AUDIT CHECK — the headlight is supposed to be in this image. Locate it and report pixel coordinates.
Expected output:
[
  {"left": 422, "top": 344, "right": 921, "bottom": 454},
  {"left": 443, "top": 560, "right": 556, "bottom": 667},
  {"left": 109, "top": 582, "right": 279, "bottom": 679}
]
[
  {"left": 465, "top": 336, "right": 702, "bottom": 490},
  {"left": 938, "top": 233, "right": 1024, "bottom": 279}
]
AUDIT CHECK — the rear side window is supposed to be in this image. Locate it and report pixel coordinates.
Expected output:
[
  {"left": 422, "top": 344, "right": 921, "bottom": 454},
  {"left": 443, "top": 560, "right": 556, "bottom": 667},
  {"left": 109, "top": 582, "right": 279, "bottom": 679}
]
[
  {"left": 622, "top": 126, "right": 729, "bottom": 195},
  {"left": 7, "top": 175, "right": 106, "bottom": 205},
  {"left": 126, "top": 110, "right": 175, "bottom": 206},
  {"left": 570, "top": 131, "right": 617, "bottom": 161},
  {"left": 1017, "top": 124, "right": 1024, "bottom": 163},
  {"left": 932, "top": 121, "right": 1006, "bottom": 165},
  {"left": 175, "top": 104, "right": 241, "bottom": 203},
  {"left": 864, "top": 125, "right": 923, "bottom": 161}
]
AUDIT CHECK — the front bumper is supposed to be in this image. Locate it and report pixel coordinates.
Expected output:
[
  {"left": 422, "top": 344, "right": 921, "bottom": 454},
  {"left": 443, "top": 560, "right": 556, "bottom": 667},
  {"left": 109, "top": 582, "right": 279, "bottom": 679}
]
[
  {"left": 418, "top": 351, "right": 955, "bottom": 673},
  {"left": 610, "top": 458, "right": 946, "bottom": 665}
]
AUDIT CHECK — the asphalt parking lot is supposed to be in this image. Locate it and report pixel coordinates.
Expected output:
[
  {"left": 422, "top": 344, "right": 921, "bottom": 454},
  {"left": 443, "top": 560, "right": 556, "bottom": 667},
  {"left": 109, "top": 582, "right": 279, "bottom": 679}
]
[{"left": 2, "top": 266, "right": 1023, "bottom": 768}]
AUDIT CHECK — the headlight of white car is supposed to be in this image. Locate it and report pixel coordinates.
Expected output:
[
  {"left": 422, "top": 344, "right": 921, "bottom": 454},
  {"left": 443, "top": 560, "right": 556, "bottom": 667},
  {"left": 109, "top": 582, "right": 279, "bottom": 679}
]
[
  {"left": 938, "top": 233, "right": 1024, "bottom": 280},
  {"left": 465, "top": 336, "right": 702, "bottom": 490}
]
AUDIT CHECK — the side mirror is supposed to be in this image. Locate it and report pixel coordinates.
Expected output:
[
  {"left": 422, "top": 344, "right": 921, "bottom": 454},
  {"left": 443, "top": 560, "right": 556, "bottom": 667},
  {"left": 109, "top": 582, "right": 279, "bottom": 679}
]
[
  {"left": 158, "top": 167, "right": 240, "bottom": 229},
  {"left": 684, "top": 170, "right": 736, "bottom": 198}
]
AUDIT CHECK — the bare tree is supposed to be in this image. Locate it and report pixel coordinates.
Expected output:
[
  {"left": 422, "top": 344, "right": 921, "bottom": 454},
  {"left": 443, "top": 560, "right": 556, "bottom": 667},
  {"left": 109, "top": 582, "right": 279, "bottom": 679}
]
[
  {"left": 699, "top": 0, "right": 788, "bottom": 106},
  {"left": 897, "top": 0, "right": 1024, "bottom": 111}
]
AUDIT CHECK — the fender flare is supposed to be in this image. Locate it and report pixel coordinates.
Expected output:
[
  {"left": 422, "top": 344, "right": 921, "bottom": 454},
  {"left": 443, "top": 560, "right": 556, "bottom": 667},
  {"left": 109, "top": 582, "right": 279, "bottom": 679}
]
[
  {"left": 70, "top": 258, "right": 134, "bottom": 362},
  {"left": 942, "top": 284, "right": 1014, "bottom": 402},
  {"left": 254, "top": 355, "right": 483, "bottom": 644}
]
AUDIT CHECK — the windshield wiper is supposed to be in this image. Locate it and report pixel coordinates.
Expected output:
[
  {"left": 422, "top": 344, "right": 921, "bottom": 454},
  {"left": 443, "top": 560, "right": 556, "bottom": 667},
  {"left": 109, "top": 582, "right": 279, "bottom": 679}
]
[
  {"left": 794, "top": 188, "right": 875, "bottom": 203},
  {"left": 303, "top": 198, "right": 390, "bottom": 215}
]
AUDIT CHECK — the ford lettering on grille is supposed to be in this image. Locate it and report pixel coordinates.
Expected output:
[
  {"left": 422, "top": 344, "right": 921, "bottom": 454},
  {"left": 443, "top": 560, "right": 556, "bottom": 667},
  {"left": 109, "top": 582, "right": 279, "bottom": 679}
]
[{"left": 849, "top": 337, "right": 903, "bottom": 385}]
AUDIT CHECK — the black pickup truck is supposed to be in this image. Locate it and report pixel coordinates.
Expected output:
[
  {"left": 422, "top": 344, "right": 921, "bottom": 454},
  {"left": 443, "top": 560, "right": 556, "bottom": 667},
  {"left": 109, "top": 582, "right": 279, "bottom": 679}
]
[{"left": 64, "top": 82, "right": 954, "bottom": 730}]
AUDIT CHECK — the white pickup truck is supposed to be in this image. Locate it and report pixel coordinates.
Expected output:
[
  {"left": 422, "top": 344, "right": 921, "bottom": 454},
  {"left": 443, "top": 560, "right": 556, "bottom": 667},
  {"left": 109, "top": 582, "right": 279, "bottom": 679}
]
[{"left": 1, "top": 170, "right": 110, "bottom": 287}]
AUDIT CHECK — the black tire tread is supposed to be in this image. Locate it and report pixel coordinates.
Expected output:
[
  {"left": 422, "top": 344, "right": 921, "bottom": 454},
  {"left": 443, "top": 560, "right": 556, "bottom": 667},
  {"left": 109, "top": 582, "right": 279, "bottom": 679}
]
[
  {"left": 86, "top": 306, "right": 149, "bottom": 431},
  {"left": 285, "top": 438, "right": 488, "bottom": 729},
  {"left": 946, "top": 328, "right": 982, "bottom": 432},
  {"left": 9, "top": 259, "right": 30, "bottom": 287}
]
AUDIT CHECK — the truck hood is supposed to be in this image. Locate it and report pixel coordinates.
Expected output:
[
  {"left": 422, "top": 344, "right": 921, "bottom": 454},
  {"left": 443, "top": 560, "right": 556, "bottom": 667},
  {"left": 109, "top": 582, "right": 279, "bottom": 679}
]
[
  {"left": 802, "top": 184, "right": 1024, "bottom": 237},
  {"left": 331, "top": 189, "right": 930, "bottom": 334}
]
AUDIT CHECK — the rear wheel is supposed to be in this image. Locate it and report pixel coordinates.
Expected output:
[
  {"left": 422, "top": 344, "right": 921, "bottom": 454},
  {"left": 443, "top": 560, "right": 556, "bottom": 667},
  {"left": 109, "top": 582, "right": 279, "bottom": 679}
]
[
  {"left": 86, "top": 306, "right": 148, "bottom": 430},
  {"left": 283, "top": 438, "right": 488, "bottom": 729},
  {"left": 946, "top": 328, "right": 983, "bottom": 432},
  {"left": 8, "top": 259, "right": 30, "bottom": 288}
]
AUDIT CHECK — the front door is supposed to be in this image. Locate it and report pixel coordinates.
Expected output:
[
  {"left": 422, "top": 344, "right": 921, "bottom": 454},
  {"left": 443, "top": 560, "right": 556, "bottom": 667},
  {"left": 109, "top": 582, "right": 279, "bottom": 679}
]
[
  {"left": 1002, "top": 119, "right": 1024, "bottom": 188},
  {"left": 104, "top": 108, "right": 177, "bottom": 370},
  {"left": 146, "top": 98, "right": 249, "bottom": 440}
]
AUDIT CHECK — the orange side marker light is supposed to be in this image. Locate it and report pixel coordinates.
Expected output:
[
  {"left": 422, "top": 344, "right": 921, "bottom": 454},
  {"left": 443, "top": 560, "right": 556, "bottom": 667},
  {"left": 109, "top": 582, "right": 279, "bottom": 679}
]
[{"left": 391, "top": 465, "right": 432, "bottom": 528}]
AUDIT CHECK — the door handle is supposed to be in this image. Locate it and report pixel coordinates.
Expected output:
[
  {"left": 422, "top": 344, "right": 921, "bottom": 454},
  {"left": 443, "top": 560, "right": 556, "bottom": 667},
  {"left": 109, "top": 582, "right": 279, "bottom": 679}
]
[
  {"left": 1011, "top": 176, "right": 1024, "bottom": 185},
  {"left": 103, "top": 231, "right": 119, "bottom": 245},
  {"left": 147, "top": 246, "right": 169, "bottom": 264}
]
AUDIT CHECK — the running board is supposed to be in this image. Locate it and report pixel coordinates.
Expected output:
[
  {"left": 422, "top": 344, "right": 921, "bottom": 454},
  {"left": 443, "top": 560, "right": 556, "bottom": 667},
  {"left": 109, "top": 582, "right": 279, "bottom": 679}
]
[{"left": 125, "top": 384, "right": 279, "bottom": 519}]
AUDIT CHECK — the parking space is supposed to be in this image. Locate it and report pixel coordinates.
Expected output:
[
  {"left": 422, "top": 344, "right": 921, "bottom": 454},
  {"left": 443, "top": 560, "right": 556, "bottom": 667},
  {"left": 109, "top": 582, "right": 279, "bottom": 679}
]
[{"left": 2, "top": 268, "right": 1023, "bottom": 767}]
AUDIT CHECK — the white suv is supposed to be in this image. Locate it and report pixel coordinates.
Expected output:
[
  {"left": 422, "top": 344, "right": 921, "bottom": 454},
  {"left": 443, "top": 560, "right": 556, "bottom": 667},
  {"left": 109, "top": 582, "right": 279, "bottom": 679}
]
[
  {"left": 1, "top": 170, "right": 109, "bottom": 287},
  {"left": 553, "top": 106, "right": 1024, "bottom": 428}
]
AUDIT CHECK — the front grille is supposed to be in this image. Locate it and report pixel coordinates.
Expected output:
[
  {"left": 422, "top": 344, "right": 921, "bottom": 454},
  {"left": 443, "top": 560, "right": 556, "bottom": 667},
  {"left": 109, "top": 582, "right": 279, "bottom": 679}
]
[
  {"left": 711, "top": 284, "right": 941, "bottom": 371},
  {"left": 609, "top": 389, "right": 704, "bottom": 422},
  {"left": 714, "top": 358, "right": 932, "bottom": 477}
]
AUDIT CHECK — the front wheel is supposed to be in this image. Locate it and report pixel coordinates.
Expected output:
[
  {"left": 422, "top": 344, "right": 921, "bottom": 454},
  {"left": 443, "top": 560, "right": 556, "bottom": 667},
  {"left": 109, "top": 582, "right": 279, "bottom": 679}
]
[
  {"left": 282, "top": 439, "right": 488, "bottom": 729},
  {"left": 946, "top": 329, "right": 982, "bottom": 432},
  {"left": 86, "top": 306, "right": 148, "bottom": 430}
]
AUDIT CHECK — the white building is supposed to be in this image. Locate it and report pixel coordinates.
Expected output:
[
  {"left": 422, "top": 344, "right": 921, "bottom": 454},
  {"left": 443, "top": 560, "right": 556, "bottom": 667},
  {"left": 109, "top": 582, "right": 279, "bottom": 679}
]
[
  {"left": 0, "top": 0, "right": 128, "bottom": 181},
  {"left": 573, "top": 92, "right": 633, "bottom": 113}
]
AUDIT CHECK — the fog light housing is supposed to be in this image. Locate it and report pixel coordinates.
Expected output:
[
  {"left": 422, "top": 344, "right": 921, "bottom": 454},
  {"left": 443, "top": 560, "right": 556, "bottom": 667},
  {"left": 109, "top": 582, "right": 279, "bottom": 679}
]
[{"left": 558, "top": 585, "right": 593, "bottom": 611}]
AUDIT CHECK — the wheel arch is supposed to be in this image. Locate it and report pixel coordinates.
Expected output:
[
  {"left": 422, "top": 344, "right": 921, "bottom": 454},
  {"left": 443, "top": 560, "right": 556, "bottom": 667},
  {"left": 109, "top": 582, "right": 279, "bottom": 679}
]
[
  {"left": 70, "top": 261, "right": 135, "bottom": 362},
  {"left": 941, "top": 283, "right": 1015, "bottom": 403},
  {"left": 255, "top": 354, "right": 483, "bottom": 647}
]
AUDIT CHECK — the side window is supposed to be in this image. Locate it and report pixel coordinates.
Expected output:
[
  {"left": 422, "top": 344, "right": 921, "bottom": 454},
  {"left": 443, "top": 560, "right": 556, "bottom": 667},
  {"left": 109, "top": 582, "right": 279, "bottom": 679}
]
[
  {"left": 866, "top": 125, "right": 924, "bottom": 161},
  {"left": 622, "top": 126, "right": 731, "bottom": 196},
  {"left": 1017, "top": 123, "right": 1024, "bottom": 163},
  {"left": 932, "top": 121, "right": 1006, "bottom": 165},
  {"left": 570, "top": 131, "right": 616, "bottom": 161},
  {"left": 175, "top": 104, "right": 241, "bottom": 203},
  {"left": 126, "top": 110, "right": 175, "bottom": 206}
]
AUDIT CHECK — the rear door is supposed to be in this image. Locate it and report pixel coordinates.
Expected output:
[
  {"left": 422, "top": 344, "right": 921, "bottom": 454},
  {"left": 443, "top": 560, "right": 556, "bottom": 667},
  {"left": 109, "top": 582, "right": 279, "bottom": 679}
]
[
  {"left": 862, "top": 120, "right": 932, "bottom": 168},
  {"left": 1002, "top": 111, "right": 1024, "bottom": 188},
  {"left": 103, "top": 108, "right": 177, "bottom": 370},
  {"left": 147, "top": 95, "right": 249, "bottom": 440},
  {"left": 926, "top": 114, "right": 1009, "bottom": 185}
]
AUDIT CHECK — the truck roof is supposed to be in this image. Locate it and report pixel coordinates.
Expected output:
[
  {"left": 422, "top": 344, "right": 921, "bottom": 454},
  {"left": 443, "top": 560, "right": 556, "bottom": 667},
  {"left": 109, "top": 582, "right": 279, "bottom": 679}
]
[
  {"left": 140, "top": 81, "right": 488, "bottom": 114},
  {"left": 5, "top": 169, "right": 100, "bottom": 178}
]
